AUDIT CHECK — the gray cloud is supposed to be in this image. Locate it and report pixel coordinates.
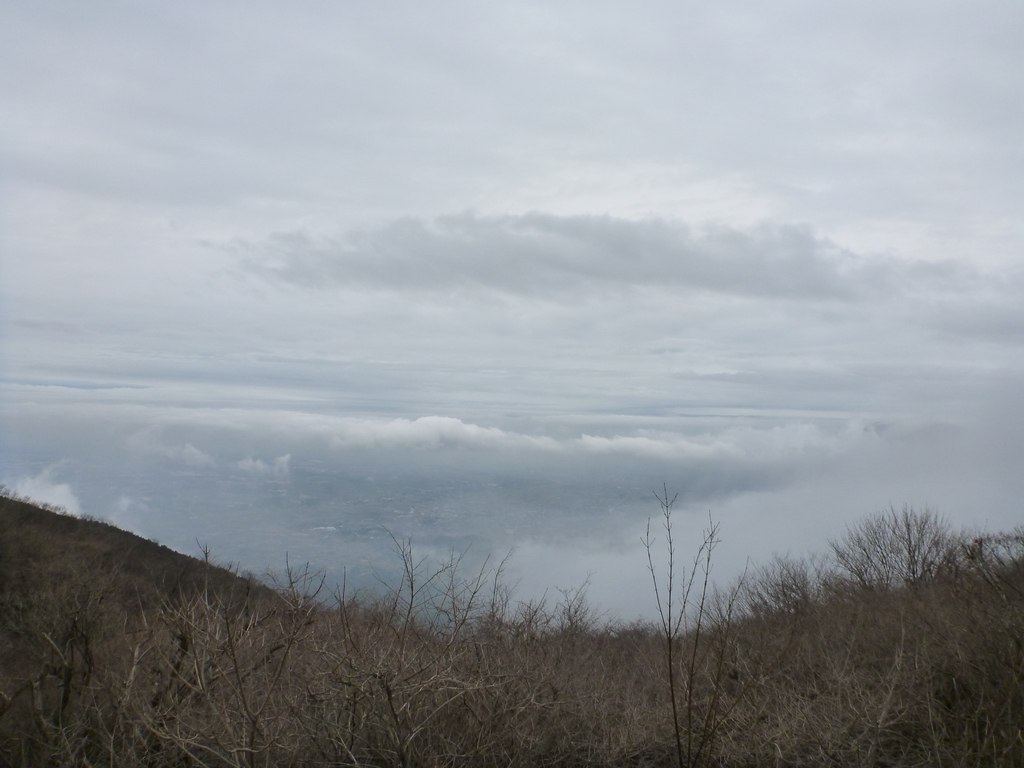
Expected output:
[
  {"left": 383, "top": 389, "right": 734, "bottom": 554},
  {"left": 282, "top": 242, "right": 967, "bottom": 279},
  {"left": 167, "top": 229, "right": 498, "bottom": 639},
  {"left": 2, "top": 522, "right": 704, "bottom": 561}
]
[{"left": 239, "top": 213, "right": 969, "bottom": 301}]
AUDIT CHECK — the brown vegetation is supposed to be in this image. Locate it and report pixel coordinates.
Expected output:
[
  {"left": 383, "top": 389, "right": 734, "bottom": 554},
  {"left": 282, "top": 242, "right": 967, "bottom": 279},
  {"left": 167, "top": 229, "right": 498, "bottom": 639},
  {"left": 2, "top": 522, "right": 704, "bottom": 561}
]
[{"left": 1, "top": 487, "right": 1022, "bottom": 766}]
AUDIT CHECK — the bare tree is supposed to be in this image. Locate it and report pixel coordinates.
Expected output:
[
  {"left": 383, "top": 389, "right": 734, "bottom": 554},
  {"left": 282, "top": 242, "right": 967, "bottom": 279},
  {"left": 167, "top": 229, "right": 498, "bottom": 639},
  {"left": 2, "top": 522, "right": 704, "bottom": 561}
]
[{"left": 829, "top": 504, "right": 958, "bottom": 590}]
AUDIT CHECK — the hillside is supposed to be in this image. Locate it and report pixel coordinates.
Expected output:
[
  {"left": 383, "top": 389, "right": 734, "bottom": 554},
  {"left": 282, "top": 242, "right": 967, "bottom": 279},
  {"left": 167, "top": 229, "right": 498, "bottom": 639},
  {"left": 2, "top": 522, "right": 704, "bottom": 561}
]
[
  {"left": 0, "top": 490, "right": 276, "bottom": 766},
  {"left": 0, "top": 491, "right": 264, "bottom": 608},
  {"left": 0, "top": 489, "right": 1022, "bottom": 766}
]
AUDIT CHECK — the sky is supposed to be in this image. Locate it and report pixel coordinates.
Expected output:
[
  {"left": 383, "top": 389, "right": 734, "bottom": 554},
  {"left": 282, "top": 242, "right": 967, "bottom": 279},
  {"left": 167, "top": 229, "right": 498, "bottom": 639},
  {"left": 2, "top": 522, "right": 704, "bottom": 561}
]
[{"left": 2, "top": 1, "right": 1022, "bottom": 618}]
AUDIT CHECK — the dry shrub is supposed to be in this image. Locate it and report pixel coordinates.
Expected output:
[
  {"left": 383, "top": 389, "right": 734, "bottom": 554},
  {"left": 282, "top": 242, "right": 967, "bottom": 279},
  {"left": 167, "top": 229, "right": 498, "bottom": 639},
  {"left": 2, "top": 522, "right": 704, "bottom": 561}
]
[
  {"left": 717, "top": 510, "right": 1024, "bottom": 767},
  {"left": 3, "top": 493, "right": 1024, "bottom": 766}
]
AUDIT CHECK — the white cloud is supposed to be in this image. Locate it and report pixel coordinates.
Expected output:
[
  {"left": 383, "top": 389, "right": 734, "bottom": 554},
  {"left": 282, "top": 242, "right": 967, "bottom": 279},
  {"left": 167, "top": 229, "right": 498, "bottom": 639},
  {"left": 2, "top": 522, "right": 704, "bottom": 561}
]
[
  {"left": 574, "top": 422, "right": 852, "bottom": 464},
  {"left": 4, "top": 466, "right": 81, "bottom": 516},
  {"left": 237, "top": 454, "right": 291, "bottom": 475},
  {"left": 180, "top": 443, "right": 216, "bottom": 467},
  {"left": 49, "top": 401, "right": 870, "bottom": 482},
  {"left": 127, "top": 428, "right": 217, "bottom": 467},
  {"left": 325, "top": 416, "right": 561, "bottom": 452},
  {"left": 97, "top": 406, "right": 856, "bottom": 472}
]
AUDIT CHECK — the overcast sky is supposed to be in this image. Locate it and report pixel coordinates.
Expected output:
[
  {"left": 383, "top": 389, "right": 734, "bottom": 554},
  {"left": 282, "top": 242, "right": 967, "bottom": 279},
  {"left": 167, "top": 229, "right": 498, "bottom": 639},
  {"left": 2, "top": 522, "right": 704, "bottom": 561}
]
[{"left": 2, "top": 1, "right": 1022, "bottom": 617}]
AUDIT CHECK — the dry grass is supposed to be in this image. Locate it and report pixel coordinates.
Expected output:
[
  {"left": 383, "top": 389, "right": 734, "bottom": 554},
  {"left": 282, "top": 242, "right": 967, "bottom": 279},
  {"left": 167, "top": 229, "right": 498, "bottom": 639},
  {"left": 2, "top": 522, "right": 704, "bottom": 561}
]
[{"left": 2, "top": 487, "right": 1023, "bottom": 766}]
